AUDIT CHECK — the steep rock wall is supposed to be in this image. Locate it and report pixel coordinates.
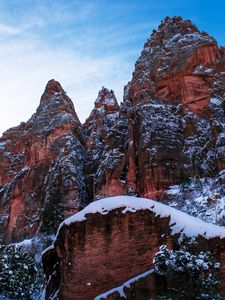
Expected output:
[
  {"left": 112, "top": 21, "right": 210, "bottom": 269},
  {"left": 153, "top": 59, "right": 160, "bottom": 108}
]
[{"left": 0, "top": 80, "right": 88, "bottom": 242}]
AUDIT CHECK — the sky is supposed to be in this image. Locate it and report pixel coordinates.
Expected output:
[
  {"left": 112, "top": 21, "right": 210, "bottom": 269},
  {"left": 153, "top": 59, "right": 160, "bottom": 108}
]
[{"left": 0, "top": 0, "right": 224, "bottom": 135}]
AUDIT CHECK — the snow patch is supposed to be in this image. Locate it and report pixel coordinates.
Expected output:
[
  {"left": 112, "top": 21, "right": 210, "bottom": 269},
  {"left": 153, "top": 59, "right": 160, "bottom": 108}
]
[
  {"left": 56, "top": 196, "right": 225, "bottom": 240},
  {"left": 0, "top": 140, "right": 8, "bottom": 149},
  {"left": 41, "top": 244, "right": 55, "bottom": 256},
  {"left": 210, "top": 98, "right": 222, "bottom": 106},
  {"left": 94, "top": 268, "right": 154, "bottom": 299}
]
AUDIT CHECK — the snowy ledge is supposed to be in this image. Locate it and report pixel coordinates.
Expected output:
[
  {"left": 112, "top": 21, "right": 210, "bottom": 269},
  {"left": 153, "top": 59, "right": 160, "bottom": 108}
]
[
  {"left": 55, "top": 196, "right": 225, "bottom": 241},
  {"left": 94, "top": 268, "right": 154, "bottom": 300}
]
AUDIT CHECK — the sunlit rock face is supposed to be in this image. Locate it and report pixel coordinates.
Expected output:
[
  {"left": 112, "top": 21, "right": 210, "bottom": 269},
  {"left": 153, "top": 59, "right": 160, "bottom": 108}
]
[
  {"left": 0, "top": 80, "right": 88, "bottom": 242},
  {"left": 128, "top": 16, "right": 218, "bottom": 117},
  {"left": 82, "top": 16, "right": 225, "bottom": 201}
]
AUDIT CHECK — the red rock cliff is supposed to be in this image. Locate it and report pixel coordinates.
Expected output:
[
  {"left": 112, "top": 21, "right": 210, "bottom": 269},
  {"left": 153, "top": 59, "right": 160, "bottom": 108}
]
[
  {"left": 0, "top": 80, "right": 88, "bottom": 242},
  {"left": 0, "top": 16, "right": 224, "bottom": 243},
  {"left": 82, "top": 17, "right": 225, "bottom": 200}
]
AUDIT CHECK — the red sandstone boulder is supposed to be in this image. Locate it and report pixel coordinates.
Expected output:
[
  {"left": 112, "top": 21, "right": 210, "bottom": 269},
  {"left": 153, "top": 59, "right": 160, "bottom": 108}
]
[{"left": 42, "top": 196, "right": 225, "bottom": 300}]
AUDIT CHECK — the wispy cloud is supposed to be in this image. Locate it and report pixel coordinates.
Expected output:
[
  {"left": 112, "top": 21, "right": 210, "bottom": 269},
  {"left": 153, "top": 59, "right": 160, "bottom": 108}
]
[
  {"left": 0, "top": 31, "right": 132, "bottom": 134},
  {"left": 0, "top": 1, "right": 149, "bottom": 134},
  {"left": 0, "top": 23, "right": 21, "bottom": 35}
]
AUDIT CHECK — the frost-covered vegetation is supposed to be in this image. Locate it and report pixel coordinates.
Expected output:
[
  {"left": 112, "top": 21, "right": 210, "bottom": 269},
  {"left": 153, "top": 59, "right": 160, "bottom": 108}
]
[
  {"left": 153, "top": 245, "right": 221, "bottom": 299},
  {"left": 0, "top": 244, "right": 43, "bottom": 299},
  {"left": 166, "top": 171, "right": 225, "bottom": 226}
]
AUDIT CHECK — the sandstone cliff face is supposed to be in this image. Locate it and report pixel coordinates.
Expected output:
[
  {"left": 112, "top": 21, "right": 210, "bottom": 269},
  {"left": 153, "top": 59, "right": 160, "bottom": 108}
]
[
  {"left": 0, "top": 80, "right": 88, "bottom": 242},
  {"left": 128, "top": 16, "right": 217, "bottom": 115},
  {"left": 82, "top": 17, "right": 225, "bottom": 201},
  {"left": 40, "top": 17, "right": 225, "bottom": 299},
  {"left": 84, "top": 87, "right": 128, "bottom": 199},
  {"left": 0, "top": 15, "right": 224, "bottom": 300},
  {"left": 122, "top": 17, "right": 225, "bottom": 199},
  {"left": 42, "top": 196, "right": 225, "bottom": 300},
  {"left": 0, "top": 16, "right": 224, "bottom": 242}
]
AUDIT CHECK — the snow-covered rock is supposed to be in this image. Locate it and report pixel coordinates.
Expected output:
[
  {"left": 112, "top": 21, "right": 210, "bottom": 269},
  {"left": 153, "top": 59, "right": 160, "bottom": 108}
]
[{"left": 43, "top": 195, "right": 225, "bottom": 300}]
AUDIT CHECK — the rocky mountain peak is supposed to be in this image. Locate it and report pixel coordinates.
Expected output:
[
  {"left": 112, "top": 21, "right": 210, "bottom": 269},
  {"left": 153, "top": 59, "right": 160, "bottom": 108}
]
[
  {"left": 94, "top": 86, "right": 119, "bottom": 112},
  {"left": 128, "top": 16, "right": 218, "bottom": 118},
  {"left": 0, "top": 79, "right": 87, "bottom": 242},
  {"left": 153, "top": 16, "right": 200, "bottom": 41},
  {"left": 85, "top": 87, "right": 119, "bottom": 134},
  {"left": 143, "top": 15, "right": 216, "bottom": 53},
  {"left": 33, "top": 80, "right": 81, "bottom": 138},
  {"left": 40, "top": 79, "right": 65, "bottom": 102},
  {"left": 145, "top": 15, "right": 216, "bottom": 53}
]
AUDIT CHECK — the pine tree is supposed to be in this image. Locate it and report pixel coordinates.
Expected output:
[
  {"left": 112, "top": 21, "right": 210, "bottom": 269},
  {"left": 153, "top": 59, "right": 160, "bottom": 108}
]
[
  {"left": 153, "top": 245, "right": 221, "bottom": 299},
  {"left": 0, "top": 244, "right": 43, "bottom": 299}
]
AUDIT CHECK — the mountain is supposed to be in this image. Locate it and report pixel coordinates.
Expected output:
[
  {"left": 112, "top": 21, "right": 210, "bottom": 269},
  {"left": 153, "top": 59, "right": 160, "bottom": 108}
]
[
  {"left": 0, "top": 80, "right": 88, "bottom": 242},
  {"left": 0, "top": 16, "right": 225, "bottom": 299}
]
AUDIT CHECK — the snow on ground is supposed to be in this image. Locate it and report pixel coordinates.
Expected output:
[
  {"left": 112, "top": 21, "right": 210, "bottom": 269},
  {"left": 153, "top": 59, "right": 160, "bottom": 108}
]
[
  {"left": 12, "top": 234, "right": 54, "bottom": 262},
  {"left": 56, "top": 195, "right": 225, "bottom": 240},
  {"left": 165, "top": 171, "right": 225, "bottom": 226},
  {"left": 94, "top": 268, "right": 154, "bottom": 300},
  {"left": 41, "top": 244, "right": 55, "bottom": 256}
]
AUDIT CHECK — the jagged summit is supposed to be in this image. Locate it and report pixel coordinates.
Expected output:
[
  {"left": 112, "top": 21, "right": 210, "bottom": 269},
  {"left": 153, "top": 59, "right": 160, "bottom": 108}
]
[
  {"left": 40, "top": 79, "right": 65, "bottom": 102},
  {"left": 85, "top": 87, "right": 119, "bottom": 130},
  {"left": 38, "top": 79, "right": 81, "bottom": 129},
  {"left": 94, "top": 86, "right": 119, "bottom": 111},
  {"left": 150, "top": 16, "right": 214, "bottom": 43},
  {"left": 0, "top": 78, "right": 86, "bottom": 241},
  {"left": 35, "top": 79, "right": 81, "bottom": 136},
  {"left": 128, "top": 16, "right": 219, "bottom": 118}
]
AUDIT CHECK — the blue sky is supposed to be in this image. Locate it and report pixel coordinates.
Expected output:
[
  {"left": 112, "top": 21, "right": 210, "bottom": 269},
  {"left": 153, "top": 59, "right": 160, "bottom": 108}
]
[{"left": 0, "top": 0, "right": 224, "bottom": 134}]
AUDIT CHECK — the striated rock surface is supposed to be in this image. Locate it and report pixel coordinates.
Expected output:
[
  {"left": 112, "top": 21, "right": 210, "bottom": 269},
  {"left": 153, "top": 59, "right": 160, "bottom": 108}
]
[
  {"left": 42, "top": 196, "right": 225, "bottom": 300},
  {"left": 121, "top": 16, "right": 225, "bottom": 199},
  {"left": 128, "top": 16, "right": 218, "bottom": 116},
  {"left": 0, "top": 80, "right": 88, "bottom": 242}
]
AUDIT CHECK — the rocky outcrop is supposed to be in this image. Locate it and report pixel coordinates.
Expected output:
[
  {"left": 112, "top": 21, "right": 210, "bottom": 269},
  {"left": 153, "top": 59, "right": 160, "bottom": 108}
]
[
  {"left": 0, "top": 80, "right": 88, "bottom": 242},
  {"left": 81, "top": 16, "right": 225, "bottom": 201},
  {"left": 42, "top": 196, "right": 225, "bottom": 300},
  {"left": 128, "top": 16, "right": 218, "bottom": 116},
  {"left": 0, "top": 15, "right": 224, "bottom": 300},
  {"left": 122, "top": 16, "right": 225, "bottom": 199},
  {"left": 84, "top": 87, "right": 128, "bottom": 199}
]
